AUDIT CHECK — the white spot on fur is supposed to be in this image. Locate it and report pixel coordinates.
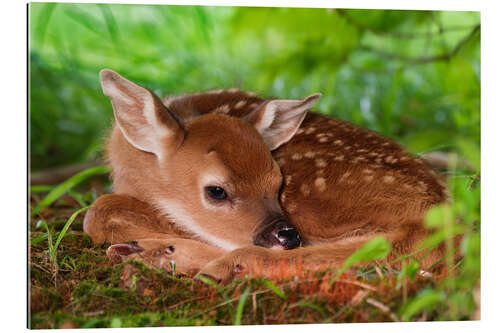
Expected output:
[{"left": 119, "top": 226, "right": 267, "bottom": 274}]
[
  {"left": 418, "top": 181, "right": 428, "bottom": 191},
  {"left": 364, "top": 175, "right": 374, "bottom": 182},
  {"left": 363, "top": 169, "right": 374, "bottom": 174},
  {"left": 334, "top": 139, "right": 343, "bottom": 145},
  {"left": 228, "top": 88, "right": 239, "bottom": 93},
  {"left": 300, "top": 184, "right": 311, "bottom": 196},
  {"left": 249, "top": 102, "right": 259, "bottom": 109},
  {"left": 334, "top": 155, "right": 344, "bottom": 161},
  {"left": 304, "top": 151, "right": 316, "bottom": 158},
  {"left": 234, "top": 100, "right": 246, "bottom": 109},
  {"left": 385, "top": 156, "right": 398, "bottom": 164},
  {"left": 207, "top": 89, "right": 224, "bottom": 94},
  {"left": 296, "top": 128, "right": 305, "bottom": 135},
  {"left": 305, "top": 127, "right": 316, "bottom": 135},
  {"left": 280, "top": 192, "right": 287, "bottom": 203},
  {"left": 292, "top": 153, "right": 303, "bottom": 160},
  {"left": 338, "top": 171, "right": 351, "bottom": 182},
  {"left": 319, "top": 137, "right": 329, "bottom": 143},
  {"left": 213, "top": 104, "right": 230, "bottom": 114},
  {"left": 352, "top": 156, "right": 366, "bottom": 163},
  {"left": 383, "top": 175, "right": 395, "bottom": 183},
  {"left": 286, "top": 201, "right": 298, "bottom": 214},
  {"left": 315, "top": 158, "right": 327, "bottom": 168},
  {"left": 285, "top": 175, "right": 293, "bottom": 185},
  {"left": 314, "top": 177, "right": 326, "bottom": 192}
]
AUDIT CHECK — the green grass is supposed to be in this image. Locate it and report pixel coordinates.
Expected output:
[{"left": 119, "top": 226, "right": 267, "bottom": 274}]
[{"left": 29, "top": 160, "right": 480, "bottom": 327}]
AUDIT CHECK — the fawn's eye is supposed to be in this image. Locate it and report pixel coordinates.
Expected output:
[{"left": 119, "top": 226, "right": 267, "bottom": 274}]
[{"left": 206, "top": 186, "right": 227, "bottom": 200}]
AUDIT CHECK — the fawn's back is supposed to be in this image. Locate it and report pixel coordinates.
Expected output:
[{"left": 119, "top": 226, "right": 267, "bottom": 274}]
[
  {"left": 163, "top": 89, "right": 447, "bottom": 246},
  {"left": 100, "top": 69, "right": 446, "bottom": 255}
]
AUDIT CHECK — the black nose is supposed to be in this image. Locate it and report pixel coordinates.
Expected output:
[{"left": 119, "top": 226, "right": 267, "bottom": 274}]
[
  {"left": 254, "top": 218, "right": 302, "bottom": 250},
  {"left": 277, "top": 228, "right": 301, "bottom": 250}
]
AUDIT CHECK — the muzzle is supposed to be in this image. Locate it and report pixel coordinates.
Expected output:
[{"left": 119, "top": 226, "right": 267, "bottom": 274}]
[{"left": 253, "top": 218, "right": 301, "bottom": 250}]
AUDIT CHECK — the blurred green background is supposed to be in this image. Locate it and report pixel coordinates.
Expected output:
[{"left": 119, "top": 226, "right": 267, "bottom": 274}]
[{"left": 29, "top": 3, "right": 480, "bottom": 172}]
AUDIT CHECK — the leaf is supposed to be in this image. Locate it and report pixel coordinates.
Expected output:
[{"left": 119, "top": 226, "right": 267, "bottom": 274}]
[
  {"left": 110, "top": 317, "right": 122, "bottom": 328},
  {"left": 456, "top": 138, "right": 480, "bottom": 171},
  {"left": 397, "top": 260, "right": 420, "bottom": 284},
  {"left": 401, "top": 289, "right": 444, "bottom": 321},
  {"left": 332, "top": 236, "right": 391, "bottom": 283},
  {"left": 425, "top": 205, "right": 446, "bottom": 228},
  {"left": 233, "top": 286, "right": 251, "bottom": 325},
  {"left": 263, "top": 279, "right": 286, "bottom": 299},
  {"left": 31, "top": 165, "right": 111, "bottom": 215}
]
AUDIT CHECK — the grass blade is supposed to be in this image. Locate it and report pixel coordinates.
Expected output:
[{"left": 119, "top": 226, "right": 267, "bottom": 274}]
[
  {"left": 31, "top": 165, "right": 111, "bottom": 215},
  {"left": 30, "top": 233, "right": 49, "bottom": 246},
  {"left": 233, "top": 286, "right": 251, "bottom": 325},
  {"left": 54, "top": 206, "right": 89, "bottom": 251},
  {"left": 30, "top": 185, "right": 55, "bottom": 193},
  {"left": 263, "top": 279, "right": 286, "bottom": 299},
  {"left": 331, "top": 236, "right": 391, "bottom": 284}
]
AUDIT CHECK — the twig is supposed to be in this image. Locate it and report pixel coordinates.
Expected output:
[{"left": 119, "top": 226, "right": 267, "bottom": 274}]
[
  {"left": 358, "top": 24, "right": 480, "bottom": 65},
  {"left": 30, "top": 160, "right": 106, "bottom": 185},
  {"left": 336, "top": 9, "right": 478, "bottom": 40},
  {"left": 366, "top": 297, "right": 399, "bottom": 321}
]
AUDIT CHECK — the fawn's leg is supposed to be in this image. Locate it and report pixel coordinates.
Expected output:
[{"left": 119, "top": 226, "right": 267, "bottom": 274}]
[
  {"left": 84, "top": 194, "right": 226, "bottom": 274},
  {"left": 106, "top": 238, "right": 225, "bottom": 276},
  {"left": 199, "top": 225, "right": 445, "bottom": 283},
  {"left": 83, "top": 193, "right": 190, "bottom": 244}
]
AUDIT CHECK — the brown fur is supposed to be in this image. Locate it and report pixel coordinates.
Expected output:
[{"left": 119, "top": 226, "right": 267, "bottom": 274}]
[{"left": 84, "top": 70, "right": 447, "bottom": 283}]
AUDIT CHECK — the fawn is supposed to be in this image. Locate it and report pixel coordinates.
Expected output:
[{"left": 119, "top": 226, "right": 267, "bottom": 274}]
[{"left": 83, "top": 69, "right": 447, "bottom": 282}]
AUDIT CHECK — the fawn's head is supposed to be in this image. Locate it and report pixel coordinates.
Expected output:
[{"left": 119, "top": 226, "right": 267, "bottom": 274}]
[{"left": 100, "top": 70, "right": 320, "bottom": 251}]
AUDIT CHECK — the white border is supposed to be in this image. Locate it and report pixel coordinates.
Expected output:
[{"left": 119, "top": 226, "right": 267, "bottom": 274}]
[{"left": 2, "top": 0, "right": 498, "bottom": 332}]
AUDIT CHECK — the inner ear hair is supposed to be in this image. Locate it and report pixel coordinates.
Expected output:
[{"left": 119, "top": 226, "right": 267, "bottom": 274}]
[
  {"left": 244, "top": 93, "right": 322, "bottom": 150},
  {"left": 100, "top": 69, "right": 185, "bottom": 158}
]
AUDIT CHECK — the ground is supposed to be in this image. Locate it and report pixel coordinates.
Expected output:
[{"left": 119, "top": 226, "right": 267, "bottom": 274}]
[{"left": 28, "top": 173, "right": 479, "bottom": 328}]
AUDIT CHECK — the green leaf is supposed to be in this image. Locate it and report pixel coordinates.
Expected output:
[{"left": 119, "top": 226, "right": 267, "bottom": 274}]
[
  {"left": 110, "top": 317, "right": 122, "bottom": 328},
  {"left": 233, "top": 286, "right": 251, "bottom": 325},
  {"left": 31, "top": 165, "right": 111, "bottom": 215},
  {"left": 425, "top": 206, "right": 446, "bottom": 228},
  {"left": 397, "top": 260, "right": 420, "bottom": 284},
  {"left": 332, "top": 236, "right": 391, "bottom": 283},
  {"left": 263, "top": 279, "right": 286, "bottom": 299},
  {"left": 401, "top": 289, "right": 444, "bottom": 321}
]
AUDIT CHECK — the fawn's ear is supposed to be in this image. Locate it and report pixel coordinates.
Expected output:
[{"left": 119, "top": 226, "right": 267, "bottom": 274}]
[
  {"left": 244, "top": 93, "right": 321, "bottom": 150},
  {"left": 100, "top": 69, "right": 184, "bottom": 159}
]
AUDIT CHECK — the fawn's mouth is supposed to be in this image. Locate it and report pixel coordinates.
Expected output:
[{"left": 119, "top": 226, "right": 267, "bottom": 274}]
[{"left": 253, "top": 219, "right": 301, "bottom": 250}]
